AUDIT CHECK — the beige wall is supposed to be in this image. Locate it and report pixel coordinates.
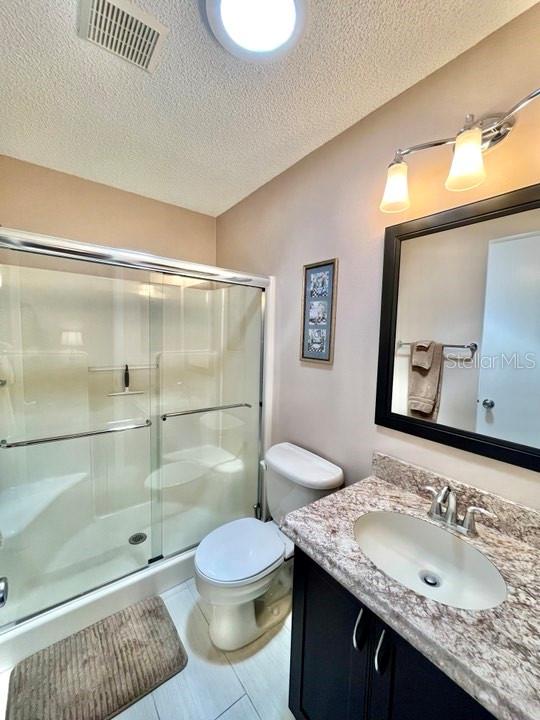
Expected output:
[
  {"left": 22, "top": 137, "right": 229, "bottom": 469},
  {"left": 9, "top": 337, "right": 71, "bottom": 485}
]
[
  {"left": 0, "top": 155, "right": 216, "bottom": 264},
  {"left": 217, "top": 7, "right": 540, "bottom": 508}
]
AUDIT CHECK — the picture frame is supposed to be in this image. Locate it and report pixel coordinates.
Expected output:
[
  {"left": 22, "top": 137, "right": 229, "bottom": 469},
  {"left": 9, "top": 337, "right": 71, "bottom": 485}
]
[{"left": 300, "top": 258, "right": 338, "bottom": 364}]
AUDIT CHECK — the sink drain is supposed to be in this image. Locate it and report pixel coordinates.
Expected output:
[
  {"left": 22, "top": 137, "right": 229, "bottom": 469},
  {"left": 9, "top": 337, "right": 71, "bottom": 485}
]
[
  {"left": 129, "top": 532, "right": 147, "bottom": 545},
  {"left": 419, "top": 570, "right": 442, "bottom": 588}
]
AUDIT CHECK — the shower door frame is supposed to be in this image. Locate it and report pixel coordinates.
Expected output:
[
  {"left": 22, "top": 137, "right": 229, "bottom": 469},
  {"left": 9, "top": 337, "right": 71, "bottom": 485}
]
[
  {"left": 0, "top": 227, "right": 271, "bottom": 618},
  {"left": 0, "top": 228, "right": 270, "bottom": 289}
]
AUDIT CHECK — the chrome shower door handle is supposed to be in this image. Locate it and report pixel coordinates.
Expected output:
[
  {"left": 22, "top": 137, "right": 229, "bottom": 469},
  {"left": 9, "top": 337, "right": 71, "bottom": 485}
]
[
  {"left": 0, "top": 419, "right": 152, "bottom": 448},
  {"left": 0, "top": 578, "right": 7, "bottom": 608}
]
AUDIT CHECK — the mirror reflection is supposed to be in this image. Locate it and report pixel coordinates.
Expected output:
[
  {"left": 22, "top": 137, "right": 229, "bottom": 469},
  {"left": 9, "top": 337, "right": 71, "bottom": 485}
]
[{"left": 392, "top": 208, "right": 540, "bottom": 449}]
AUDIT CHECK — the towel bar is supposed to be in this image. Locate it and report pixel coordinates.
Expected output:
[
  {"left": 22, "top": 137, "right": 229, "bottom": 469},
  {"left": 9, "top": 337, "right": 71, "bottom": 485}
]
[{"left": 397, "top": 341, "right": 478, "bottom": 358}]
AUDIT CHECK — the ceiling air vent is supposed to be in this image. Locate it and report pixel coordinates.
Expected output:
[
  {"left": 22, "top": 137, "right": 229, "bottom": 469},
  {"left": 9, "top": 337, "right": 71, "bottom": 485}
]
[{"left": 78, "top": 0, "right": 169, "bottom": 72}]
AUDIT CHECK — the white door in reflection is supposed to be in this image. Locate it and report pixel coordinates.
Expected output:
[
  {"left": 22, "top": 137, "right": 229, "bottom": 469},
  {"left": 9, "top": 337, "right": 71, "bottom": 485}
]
[{"left": 476, "top": 233, "right": 540, "bottom": 446}]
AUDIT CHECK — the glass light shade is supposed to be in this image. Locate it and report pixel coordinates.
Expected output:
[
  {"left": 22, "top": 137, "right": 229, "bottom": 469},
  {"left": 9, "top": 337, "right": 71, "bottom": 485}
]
[
  {"left": 445, "top": 126, "right": 486, "bottom": 191},
  {"left": 379, "top": 160, "right": 410, "bottom": 213},
  {"left": 220, "top": 0, "right": 297, "bottom": 52}
]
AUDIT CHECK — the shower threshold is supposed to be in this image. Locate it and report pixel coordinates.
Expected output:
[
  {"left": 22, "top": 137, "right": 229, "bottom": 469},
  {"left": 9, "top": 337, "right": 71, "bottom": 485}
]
[{"left": 0, "top": 548, "right": 195, "bottom": 671}]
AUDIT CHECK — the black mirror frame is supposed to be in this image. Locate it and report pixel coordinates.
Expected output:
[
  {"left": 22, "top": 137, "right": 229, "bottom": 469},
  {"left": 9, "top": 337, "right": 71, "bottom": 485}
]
[{"left": 375, "top": 183, "right": 540, "bottom": 473}]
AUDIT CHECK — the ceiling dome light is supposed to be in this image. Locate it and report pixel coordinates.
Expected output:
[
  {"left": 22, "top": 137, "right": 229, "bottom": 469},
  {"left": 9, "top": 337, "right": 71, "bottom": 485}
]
[{"left": 206, "top": 0, "right": 306, "bottom": 61}]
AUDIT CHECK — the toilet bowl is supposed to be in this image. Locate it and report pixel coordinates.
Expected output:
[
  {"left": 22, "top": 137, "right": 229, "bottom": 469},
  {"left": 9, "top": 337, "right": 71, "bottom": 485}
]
[
  {"left": 195, "top": 517, "right": 294, "bottom": 650},
  {"left": 195, "top": 443, "right": 343, "bottom": 650}
]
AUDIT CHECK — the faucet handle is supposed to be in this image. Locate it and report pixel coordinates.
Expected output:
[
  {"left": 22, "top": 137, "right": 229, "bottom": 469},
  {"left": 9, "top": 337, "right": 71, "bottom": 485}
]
[
  {"left": 423, "top": 485, "right": 448, "bottom": 518},
  {"left": 461, "top": 506, "right": 496, "bottom": 537}
]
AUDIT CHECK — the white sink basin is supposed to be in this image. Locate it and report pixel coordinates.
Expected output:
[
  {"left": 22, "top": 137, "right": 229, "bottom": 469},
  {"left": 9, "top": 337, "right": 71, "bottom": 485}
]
[{"left": 353, "top": 511, "right": 507, "bottom": 610}]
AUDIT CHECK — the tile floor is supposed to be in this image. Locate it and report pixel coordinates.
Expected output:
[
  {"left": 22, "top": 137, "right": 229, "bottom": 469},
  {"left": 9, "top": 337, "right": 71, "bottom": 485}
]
[{"left": 0, "top": 578, "right": 294, "bottom": 720}]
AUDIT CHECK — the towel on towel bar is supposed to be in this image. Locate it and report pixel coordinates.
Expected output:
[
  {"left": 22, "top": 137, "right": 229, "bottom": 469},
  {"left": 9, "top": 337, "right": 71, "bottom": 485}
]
[
  {"left": 411, "top": 340, "right": 434, "bottom": 370},
  {"left": 408, "top": 341, "right": 443, "bottom": 420}
]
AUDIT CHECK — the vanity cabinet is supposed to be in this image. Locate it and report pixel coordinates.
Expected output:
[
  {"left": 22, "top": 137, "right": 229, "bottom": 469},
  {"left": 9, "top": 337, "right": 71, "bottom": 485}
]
[
  {"left": 289, "top": 547, "right": 370, "bottom": 720},
  {"left": 289, "top": 549, "right": 496, "bottom": 720}
]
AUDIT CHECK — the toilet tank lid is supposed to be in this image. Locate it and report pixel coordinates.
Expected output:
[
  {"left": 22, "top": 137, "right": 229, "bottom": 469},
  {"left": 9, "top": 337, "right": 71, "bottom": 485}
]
[{"left": 265, "top": 443, "right": 343, "bottom": 490}]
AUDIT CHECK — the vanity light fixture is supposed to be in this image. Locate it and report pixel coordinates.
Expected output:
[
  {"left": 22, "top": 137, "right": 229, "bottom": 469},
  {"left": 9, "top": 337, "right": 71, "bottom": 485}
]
[
  {"left": 379, "top": 157, "right": 410, "bottom": 213},
  {"left": 380, "top": 87, "right": 540, "bottom": 213},
  {"left": 445, "top": 120, "right": 486, "bottom": 192}
]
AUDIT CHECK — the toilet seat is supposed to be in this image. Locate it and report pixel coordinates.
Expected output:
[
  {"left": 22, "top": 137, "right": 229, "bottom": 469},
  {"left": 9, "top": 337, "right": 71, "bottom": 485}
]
[{"left": 195, "top": 518, "right": 285, "bottom": 587}]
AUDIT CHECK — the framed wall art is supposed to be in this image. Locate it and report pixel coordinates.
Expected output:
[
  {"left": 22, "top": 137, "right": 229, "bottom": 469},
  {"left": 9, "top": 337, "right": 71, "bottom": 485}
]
[{"left": 301, "top": 258, "right": 338, "bottom": 364}]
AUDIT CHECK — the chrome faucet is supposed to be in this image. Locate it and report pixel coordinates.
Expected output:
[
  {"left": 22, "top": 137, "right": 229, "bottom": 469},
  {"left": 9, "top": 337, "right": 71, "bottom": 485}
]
[
  {"left": 424, "top": 485, "right": 450, "bottom": 521},
  {"left": 444, "top": 489, "right": 458, "bottom": 526},
  {"left": 423, "top": 486, "right": 496, "bottom": 537}
]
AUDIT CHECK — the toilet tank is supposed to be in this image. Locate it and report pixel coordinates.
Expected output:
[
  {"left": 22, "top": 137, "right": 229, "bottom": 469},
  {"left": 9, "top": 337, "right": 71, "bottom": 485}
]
[{"left": 264, "top": 443, "right": 344, "bottom": 525}]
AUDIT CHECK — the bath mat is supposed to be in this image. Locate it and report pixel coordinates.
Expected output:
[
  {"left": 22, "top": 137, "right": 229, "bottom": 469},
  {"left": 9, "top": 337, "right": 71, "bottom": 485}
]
[{"left": 6, "top": 596, "right": 187, "bottom": 720}]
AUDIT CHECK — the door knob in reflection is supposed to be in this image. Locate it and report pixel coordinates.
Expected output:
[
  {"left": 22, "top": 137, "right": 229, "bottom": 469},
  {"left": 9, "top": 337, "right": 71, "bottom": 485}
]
[{"left": 482, "top": 399, "right": 495, "bottom": 409}]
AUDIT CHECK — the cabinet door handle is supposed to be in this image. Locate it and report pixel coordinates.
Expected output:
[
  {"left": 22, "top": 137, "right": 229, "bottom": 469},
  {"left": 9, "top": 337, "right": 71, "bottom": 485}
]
[
  {"left": 352, "top": 608, "right": 365, "bottom": 651},
  {"left": 374, "top": 629, "right": 387, "bottom": 674}
]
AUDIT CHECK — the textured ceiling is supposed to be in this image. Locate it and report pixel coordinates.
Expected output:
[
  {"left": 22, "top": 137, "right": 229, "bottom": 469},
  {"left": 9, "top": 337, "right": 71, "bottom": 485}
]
[{"left": 0, "top": 0, "right": 535, "bottom": 216}]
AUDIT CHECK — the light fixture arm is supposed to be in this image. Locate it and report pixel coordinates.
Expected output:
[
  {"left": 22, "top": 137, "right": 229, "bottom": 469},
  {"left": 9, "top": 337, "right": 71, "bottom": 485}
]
[
  {"left": 392, "top": 87, "right": 540, "bottom": 161},
  {"left": 498, "top": 86, "right": 540, "bottom": 127},
  {"left": 396, "top": 136, "right": 455, "bottom": 160}
]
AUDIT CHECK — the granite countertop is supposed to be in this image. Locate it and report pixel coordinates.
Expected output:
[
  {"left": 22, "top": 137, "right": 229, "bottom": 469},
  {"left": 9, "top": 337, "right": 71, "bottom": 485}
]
[{"left": 281, "top": 464, "right": 540, "bottom": 720}]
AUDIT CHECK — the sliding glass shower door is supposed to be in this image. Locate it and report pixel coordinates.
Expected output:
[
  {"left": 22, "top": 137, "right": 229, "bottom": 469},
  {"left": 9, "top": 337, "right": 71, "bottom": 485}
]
[
  {"left": 0, "top": 246, "right": 263, "bottom": 629},
  {"left": 153, "top": 274, "right": 262, "bottom": 558},
  {"left": 0, "top": 251, "right": 154, "bottom": 626}
]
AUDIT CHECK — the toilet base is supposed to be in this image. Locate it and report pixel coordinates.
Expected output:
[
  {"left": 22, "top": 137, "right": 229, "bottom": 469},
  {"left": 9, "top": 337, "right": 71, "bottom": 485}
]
[
  {"left": 209, "top": 589, "right": 291, "bottom": 651},
  {"left": 206, "top": 562, "right": 293, "bottom": 651}
]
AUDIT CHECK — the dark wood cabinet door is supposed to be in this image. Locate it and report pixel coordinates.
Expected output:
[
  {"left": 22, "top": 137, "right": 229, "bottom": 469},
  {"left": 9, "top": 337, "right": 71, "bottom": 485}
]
[
  {"left": 369, "top": 625, "right": 496, "bottom": 720},
  {"left": 289, "top": 549, "right": 370, "bottom": 720},
  {"left": 366, "top": 618, "right": 393, "bottom": 720},
  {"left": 290, "top": 552, "right": 496, "bottom": 720}
]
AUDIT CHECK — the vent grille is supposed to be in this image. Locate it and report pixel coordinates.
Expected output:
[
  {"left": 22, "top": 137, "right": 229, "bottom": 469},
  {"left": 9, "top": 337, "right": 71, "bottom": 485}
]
[{"left": 78, "top": 0, "right": 168, "bottom": 72}]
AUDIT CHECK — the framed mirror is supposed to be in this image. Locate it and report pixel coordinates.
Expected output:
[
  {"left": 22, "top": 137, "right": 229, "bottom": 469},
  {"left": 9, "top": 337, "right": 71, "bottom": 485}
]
[{"left": 375, "top": 184, "right": 540, "bottom": 472}]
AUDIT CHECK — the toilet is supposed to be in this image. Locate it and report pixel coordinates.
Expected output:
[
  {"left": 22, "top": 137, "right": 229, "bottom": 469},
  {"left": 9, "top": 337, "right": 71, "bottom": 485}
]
[{"left": 195, "top": 442, "right": 344, "bottom": 650}]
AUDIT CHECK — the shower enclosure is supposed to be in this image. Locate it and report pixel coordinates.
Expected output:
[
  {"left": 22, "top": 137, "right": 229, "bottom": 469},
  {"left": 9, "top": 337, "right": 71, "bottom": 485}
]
[{"left": 0, "top": 229, "right": 267, "bottom": 630}]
